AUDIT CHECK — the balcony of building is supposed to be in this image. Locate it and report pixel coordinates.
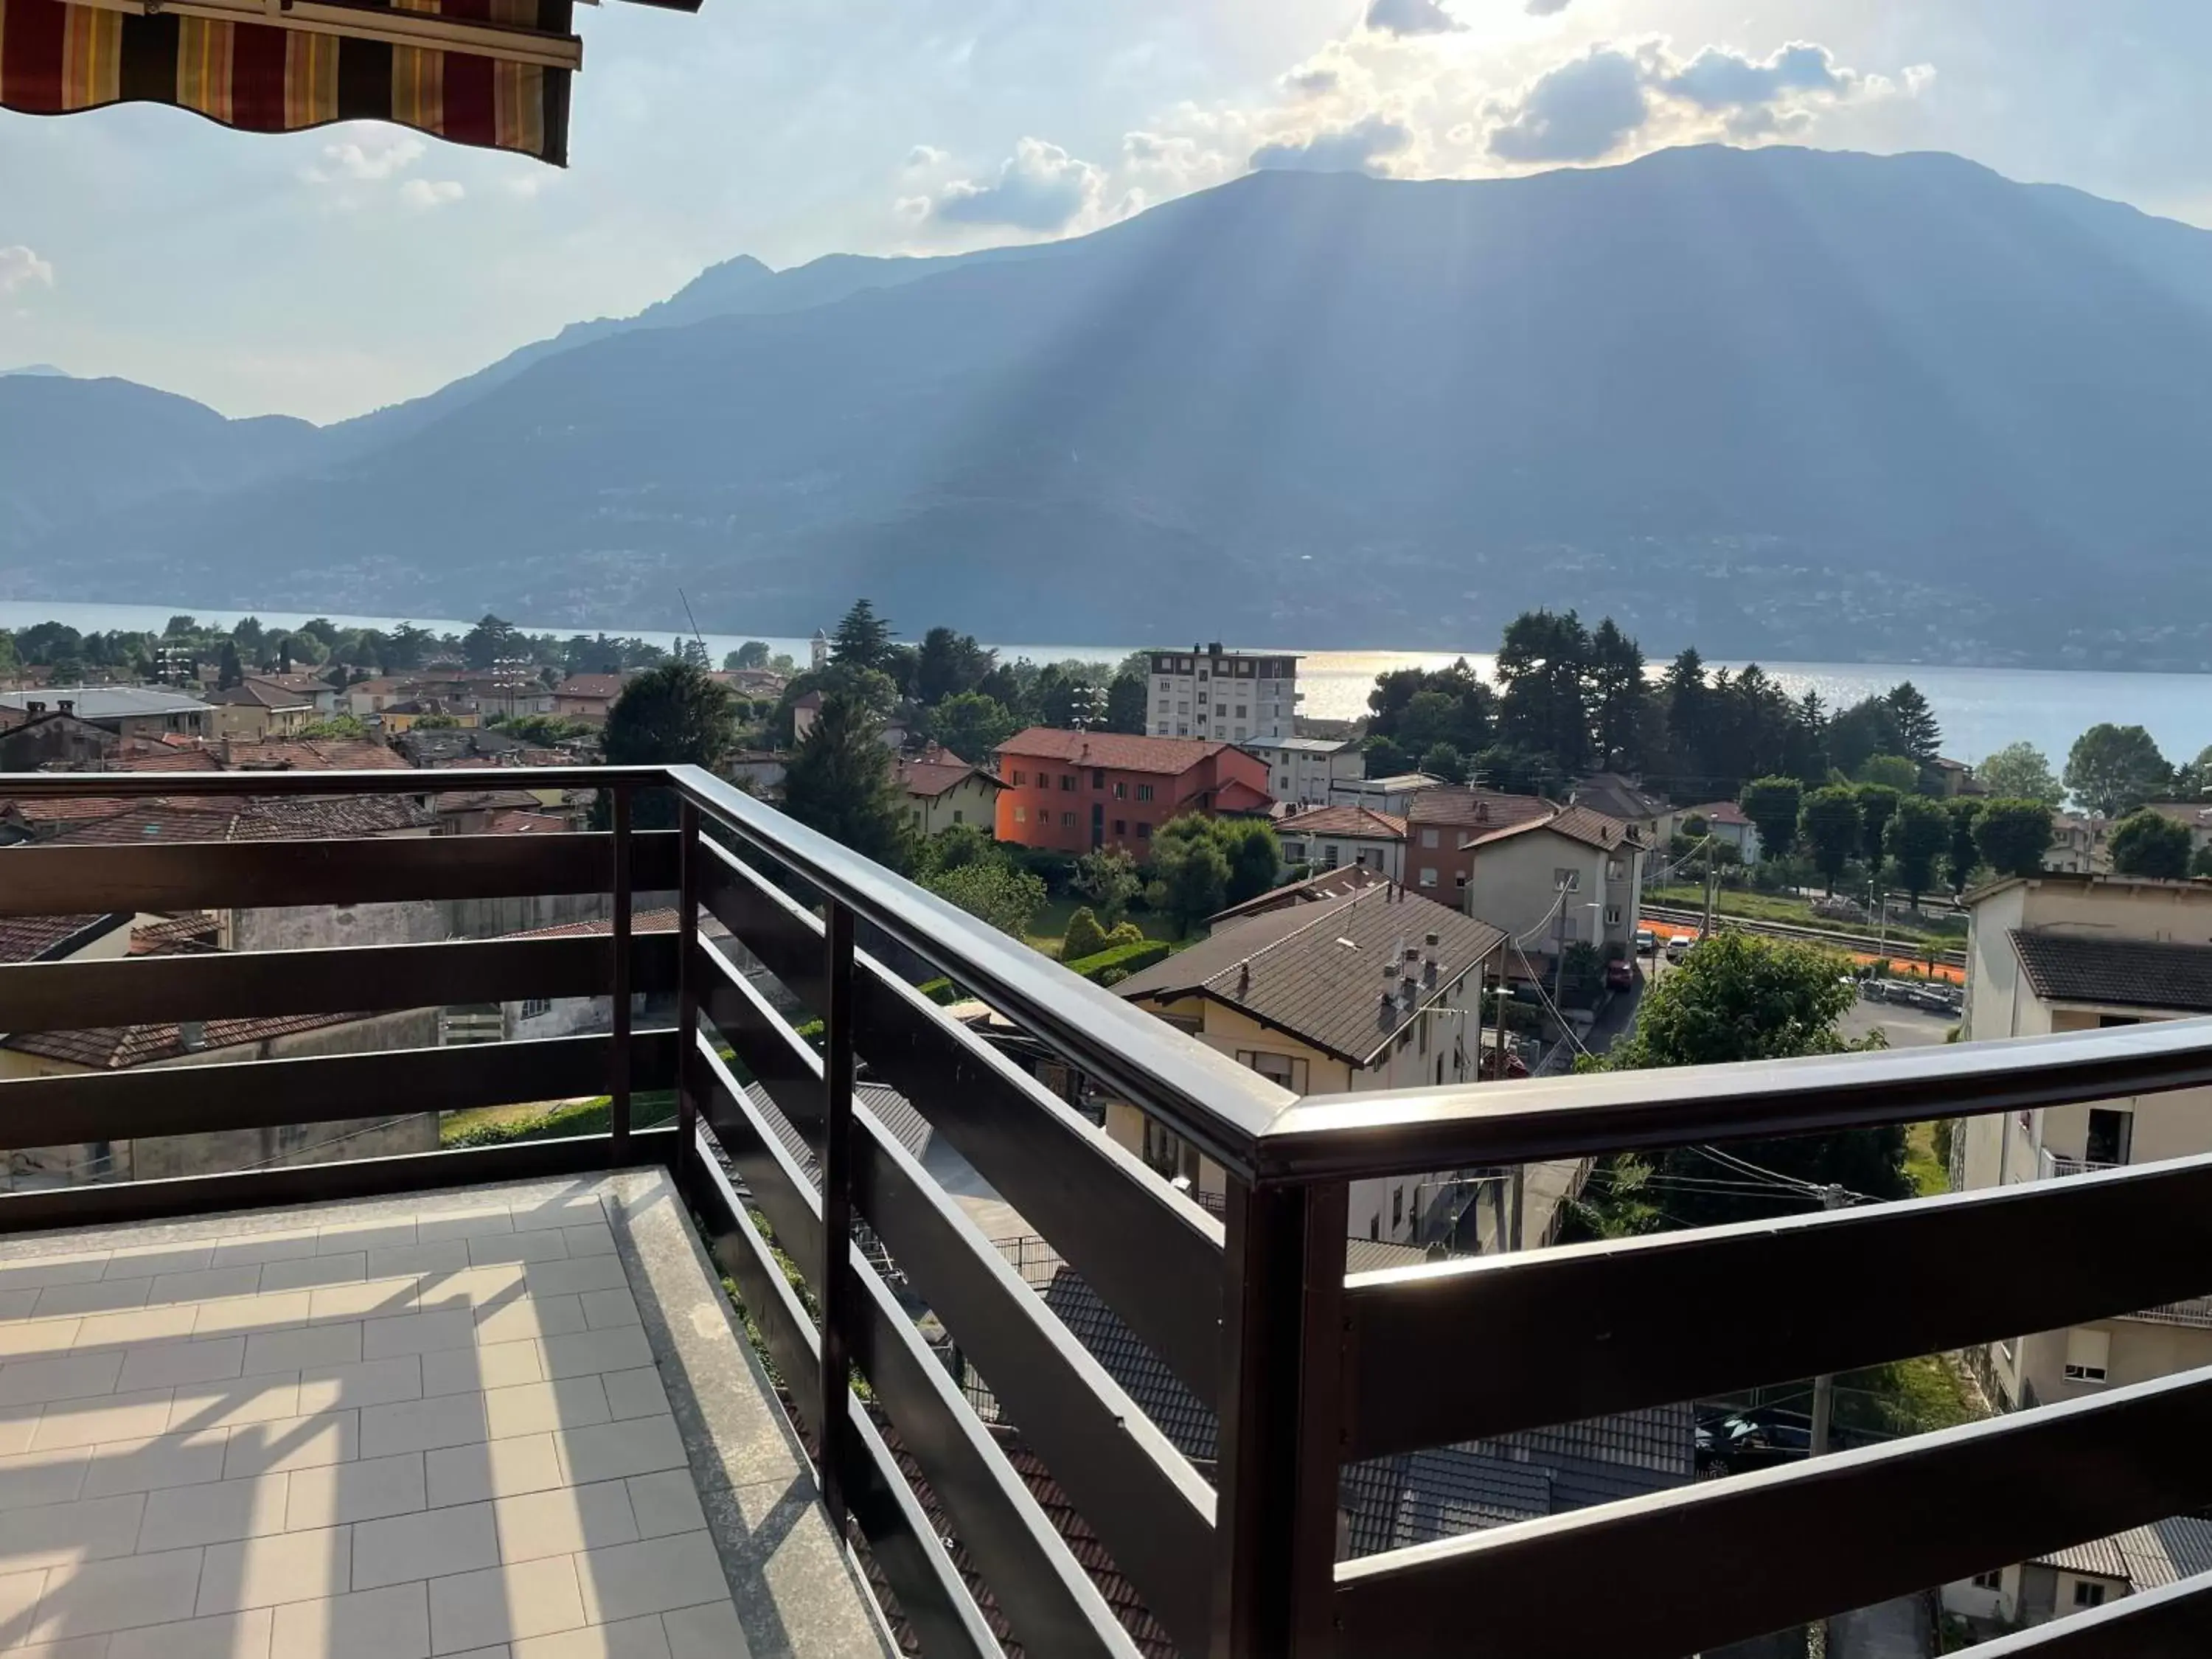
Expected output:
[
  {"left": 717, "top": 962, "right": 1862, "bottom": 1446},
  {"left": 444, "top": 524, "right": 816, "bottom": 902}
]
[{"left": 4, "top": 763, "right": 2212, "bottom": 1657}]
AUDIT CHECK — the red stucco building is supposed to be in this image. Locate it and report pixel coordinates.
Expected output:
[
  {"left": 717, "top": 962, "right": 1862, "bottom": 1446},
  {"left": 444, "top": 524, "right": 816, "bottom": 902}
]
[{"left": 993, "top": 728, "right": 1273, "bottom": 855}]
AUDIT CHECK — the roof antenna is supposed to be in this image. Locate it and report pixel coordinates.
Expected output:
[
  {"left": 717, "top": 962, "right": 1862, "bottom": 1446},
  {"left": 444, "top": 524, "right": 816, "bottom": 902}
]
[{"left": 677, "top": 588, "right": 709, "bottom": 661}]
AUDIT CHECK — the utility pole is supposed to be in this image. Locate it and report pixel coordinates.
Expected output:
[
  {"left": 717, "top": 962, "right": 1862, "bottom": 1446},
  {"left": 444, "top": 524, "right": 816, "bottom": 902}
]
[{"left": 1702, "top": 848, "right": 1717, "bottom": 939}]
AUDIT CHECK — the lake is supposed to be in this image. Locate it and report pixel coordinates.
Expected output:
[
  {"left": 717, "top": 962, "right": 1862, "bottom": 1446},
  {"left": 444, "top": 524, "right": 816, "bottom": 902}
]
[{"left": 6, "top": 599, "right": 2211, "bottom": 771}]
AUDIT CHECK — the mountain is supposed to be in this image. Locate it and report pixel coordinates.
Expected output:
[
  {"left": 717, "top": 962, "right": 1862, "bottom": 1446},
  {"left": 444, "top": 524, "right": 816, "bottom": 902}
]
[
  {"left": 0, "top": 375, "right": 317, "bottom": 554},
  {"left": 7, "top": 145, "right": 2212, "bottom": 666},
  {"left": 0, "top": 364, "right": 68, "bottom": 378}
]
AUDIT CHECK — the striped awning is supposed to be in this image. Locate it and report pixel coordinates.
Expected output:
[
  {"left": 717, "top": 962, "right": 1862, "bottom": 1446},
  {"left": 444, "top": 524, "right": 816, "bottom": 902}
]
[{"left": 0, "top": 0, "right": 604, "bottom": 163}]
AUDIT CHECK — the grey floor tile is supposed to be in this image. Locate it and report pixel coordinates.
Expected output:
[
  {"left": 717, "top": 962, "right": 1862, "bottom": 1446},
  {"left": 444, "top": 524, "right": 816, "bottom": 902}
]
[
  {"left": 353, "top": 1500, "right": 499, "bottom": 1591},
  {"left": 107, "top": 1606, "right": 274, "bottom": 1659},
  {"left": 195, "top": 1523, "right": 351, "bottom": 1615},
  {"left": 139, "top": 1473, "right": 289, "bottom": 1552},
  {"left": 0, "top": 1490, "right": 146, "bottom": 1569},
  {"left": 428, "top": 1553, "right": 586, "bottom": 1653},
  {"left": 554, "top": 1417, "right": 685, "bottom": 1486},
  {"left": 573, "top": 1532, "right": 728, "bottom": 1626},
  {"left": 361, "top": 1393, "right": 490, "bottom": 1460},
  {"left": 271, "top": 1580, "right": 431, "bottom": 1659},
  {"left": 29, "top": 1546, "right": 205, "bottom": 1641}
]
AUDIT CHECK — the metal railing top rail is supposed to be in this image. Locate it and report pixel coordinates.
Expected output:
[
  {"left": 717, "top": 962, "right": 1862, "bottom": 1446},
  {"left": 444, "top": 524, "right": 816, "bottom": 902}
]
[
  {"left": 667, "top": 766, "right": 1293, "bottom": 1178},
  {"left": 0, "top": 763, "right": 664, "bottom": 798},
  {"left": 1264, "top": 1015, "right": 2212, "bottom": 1180}
]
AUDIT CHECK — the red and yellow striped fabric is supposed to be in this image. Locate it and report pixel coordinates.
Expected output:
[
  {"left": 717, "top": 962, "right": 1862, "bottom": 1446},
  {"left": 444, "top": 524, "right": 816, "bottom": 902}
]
[{"left": 0, "top": 0, "right": 568, "bottom": 161}]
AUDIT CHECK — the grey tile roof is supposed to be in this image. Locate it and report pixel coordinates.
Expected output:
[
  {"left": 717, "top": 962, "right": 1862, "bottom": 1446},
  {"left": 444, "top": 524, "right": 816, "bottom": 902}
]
[
  {"left": 1038, "top": 1264, "right": 1692, "bottom": 1555},
  {"left": 2011, "top": 930, "right": 2212, "bottom": 1015},
  {"left": 0, "top": 686, "right": 209, "bottom": 719},
  {"left": 2037, "top": 1516, "right": 2212, "bottom": 1589},
  {"left": 1113, "top": 884, "right": 1504, "bottom": 1066},
  {"left": 737, "top": 1081, "right": 933, "bottom": 1182}
]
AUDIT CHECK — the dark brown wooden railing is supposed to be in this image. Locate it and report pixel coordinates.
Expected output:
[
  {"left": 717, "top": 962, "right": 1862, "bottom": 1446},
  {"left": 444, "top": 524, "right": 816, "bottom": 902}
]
[{"left": 3, "top": 762, "right": 2211, "bottom": 1657}]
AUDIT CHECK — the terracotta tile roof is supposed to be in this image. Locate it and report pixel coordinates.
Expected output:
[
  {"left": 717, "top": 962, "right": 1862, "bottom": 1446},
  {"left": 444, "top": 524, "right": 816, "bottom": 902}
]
[
  {"left": 1405, "top": 786, "right": 1552, "bottom": 832},
  {"left": 1116, "top": 884, "right": 1504, "bottom": 1067},
  {"left": 2011, "top": 931, "right": 2212, "bottom": 1015},
  {"left": 38, "top": 806, "right": 243, "bottom": 844},
  {"left": 1465, "top": 804, "right": 1637, "bottom": 853},
  {"left": 554, "top": 675, "right": 628, "bottom": 700},
  {"left": 5, "top": 1010, "right": 369, "bottom": 1071},
  {"left": 0, "top": 913, "right": 122, "bottom": 964},
  {"left": 1679, "top": 801, "right": 1753, "bottom": 827},
  {"left": 1206, "top": 863, "right": 1388, "bottom": 927},
  {"left": 128, "top": 914, "right": 220, "bottom": 956},
  {"left": 504, "top": 908, "right": 684, "bottom": 939},
  {"left": 894, "top": 745, "right": 1003, "bottom": 800},
  {"left": 1277, "top": 805, "right": 1407, "bottom": 841},
  {"left": 209, "top": 681, "right": 313, "bottom": 709},
  {"left": 245, "top": 672, "right": 331, "bottom": 695},
  {"left": 225, "top": 739, "right": 407, "bottom": 771},
  {"left": 995, "top": 728, "right": 1234, "bottom": 777}
]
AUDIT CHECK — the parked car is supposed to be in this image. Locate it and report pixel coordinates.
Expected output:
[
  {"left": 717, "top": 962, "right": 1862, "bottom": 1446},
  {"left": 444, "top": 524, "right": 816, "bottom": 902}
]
[
  {"left": 1605, "top": 959, "right": 1635, "bottom": 991},
  {"left": 1634, "top": 928, "right": 1658, "bottom": 956},
  {"left": 1666, "top": 933, "right": 1697, "bottom": 963}
]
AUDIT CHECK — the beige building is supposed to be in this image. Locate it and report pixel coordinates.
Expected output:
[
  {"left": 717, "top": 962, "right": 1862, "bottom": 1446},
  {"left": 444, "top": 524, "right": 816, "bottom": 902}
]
[
  {"left": 1240, "top": 735, "right": 1362, "bottom": 807},
  {"left": 1459, "top": 806, "right": 1646, "bottom": 968},
  {"left": 894, "top": 745, "right": 1006, "bottom": 838},
  {"left": 1274, "top": 804, "right": 1406, "bottom": 882},
  {"left": 208, "top": 679, "right": 316, "bottom": 739},
  {"left": 1956, "top": 874, "right": 2212, "bottom": 1412},
  {"left": 1110, "top": 882, "right": 1503, "bottom": 1244}
]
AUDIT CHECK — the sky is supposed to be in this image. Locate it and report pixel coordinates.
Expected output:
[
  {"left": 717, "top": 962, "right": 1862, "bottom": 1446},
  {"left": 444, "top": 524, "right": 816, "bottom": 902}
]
[{"left": 2, "top": 0, "right": 2208, "bottom": 425}]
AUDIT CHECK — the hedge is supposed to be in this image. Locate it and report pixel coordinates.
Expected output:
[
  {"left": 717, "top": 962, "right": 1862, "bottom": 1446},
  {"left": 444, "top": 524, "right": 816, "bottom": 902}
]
[{"left": 1062, "top": 939, "right": 1172, "bottom": 983}]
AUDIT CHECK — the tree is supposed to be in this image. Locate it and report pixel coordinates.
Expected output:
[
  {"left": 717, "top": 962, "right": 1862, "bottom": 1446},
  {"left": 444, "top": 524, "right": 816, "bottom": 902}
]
[
  {"left": 1827, "top": 698, "right": 1905, "bottom": 780},
  {"left": 597, "top": 661, "right": 738, "bottom": 830},
  {"left": 1152, "top": 817, "right": 1234, "bottom": 932},
  {"left": 1072, "top": 849, "right": 1141, "bottom": 923},
  {"left": 1738, "top": 777, "right": 1803, "bottom": 866},
  {"left": 1419, "top": 743, "right": 1469, "bottom": 785},
  {"left": 2174, "top": 745, "right": 2212, "bottom": 801},
  {"left": 463, "top": 613, "right": 524, "bottom": 670},
  {"left": 923, "top": 860, "right": 1046, "bottom": 939},
  {"left": 1854, "top": 784, "right": 1902, "bottom": 870},
  {"left": 1857, "top": 754, "right": 1920, "bottom": 793},
  {"left": 913, "top": 822, "right": 995, "bottom": 878},
  {"left": 1104, "top": 673, "right": 1148, "bottom": 735},
  {"left": 217, "top": 640, "right": 243, "bottom": 690},
  {"left": 297, "top": 716, "right": 367, "bottom": 740},
  {"left": 1586, "top": 618, "right": 1650, "bottom": 773},
  {"left": 674, "top": 637, "right": 711, "bottom": 669},
  {"left": 726, "top": 641, "right": 771, "bottom": 671},
  {"left": 830, "top": 599, "right": 895, "bottom": 672},
  {"left": 1800, "top": 786, "right": 1862, "bottom": 894},
  {"left": 1214, "top": 818, "right": 1283, "bottom": 906},
  {"left": 2194, "top": 846, "right": 2212, "bottom": 880},
  {"left": 1885, "top": 795, "right": 1950, "bottom": 908},
  {"left": 1977, "top": 742, "right": 2065, "bottom": 808},
  {"left": 1975, "top": 799, "right": 2056, "bottom": 879},
  {"left": 1061, "top": 906, "right": 1111, "bottom": 962},
  {"left": 928, "top": 692, "right": 1019, "bottom": 765},
  {"left": 1943, "top": 799, "right": 1984, "bottom": 894},
  {"left": 779, "top": 693, "right": 910, "bottom": 868},
  {"left": 2109, "top": 810, "right": 2193, "bottom": 880},
  {"left": 2065, "top": 725, "right": 2172, "bottom": 818},
  {"left": 1495, "top": 610, "right": 1593, "bottom": 779},
  {"left": 1884, "top": 683, "right": 1942, "bottom": 768},
  {"left": 1586, "top": 933, "right": 1906, "bottom": 1227},
  {"left": 914, "top": 627, "right": 992, "bottom": 706},
  {"left": 1363, "top": 734, "right": 1412, "bottom": 779}
]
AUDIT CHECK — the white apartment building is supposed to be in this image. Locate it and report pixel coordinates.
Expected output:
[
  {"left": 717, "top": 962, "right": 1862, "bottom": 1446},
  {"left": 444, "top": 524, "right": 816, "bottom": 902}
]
[
  {"left": 1955, "top": 873, "right": 2212, "bottom": 1413},
  {"left": 1240, "top": 734, "right": 1363, "bottom": 806},
  {"left": 1146, "top": 645, "right": 1298, "bottom": 742}
]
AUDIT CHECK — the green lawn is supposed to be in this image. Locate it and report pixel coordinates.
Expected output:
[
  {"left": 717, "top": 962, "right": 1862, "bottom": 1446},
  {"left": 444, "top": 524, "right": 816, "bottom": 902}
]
[
  {"left": 1904, "top": 1122, "right": 1950, "bottom": 1197},
  {"left": 1645, "top": 884, "right": 1963, "bottom": 950},
  {"left": 1024, "top": 897, "right": 1183, "bottom": 959}
]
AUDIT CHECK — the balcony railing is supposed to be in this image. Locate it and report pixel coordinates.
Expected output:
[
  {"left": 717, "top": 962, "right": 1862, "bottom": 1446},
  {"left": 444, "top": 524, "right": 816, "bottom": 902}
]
[
  {"left": 7, "top": 762, "right": 2212, "bottom": 1655},
  {"left": 2039, "top": 1149, "right": 2124, "bottom": 1180}
]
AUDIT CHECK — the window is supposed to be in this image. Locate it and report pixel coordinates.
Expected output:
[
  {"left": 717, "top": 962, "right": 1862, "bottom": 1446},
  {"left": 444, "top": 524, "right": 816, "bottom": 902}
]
[
  {"left": 1137, "top": 785, "right": 1155, "bottom": 801},
  {"left": 1236, "top": 1050, "right": 1309, "bottom": 1092},
  {"left": 1177, "top": 700, "right": 1190, "bottom": 714},
  {"left": 2064, "top": 1327, "right": 2110, "bottom": 1384},
  {"left": 1092, "top": 769, "right": 1106, "bottom": 790},
  {"left": 1554, "top": 868, "right": 1581, "bottom": 891},
  {"left": 1320, "top": 844, "right": 1340, "bottom": 869},
  {"left": 1418, "top": 1017, "right": 1428, "bottom": 1054},
  {"left": 1114, "top": 819, "right": 1127, "bottom": 836},
  {"left": 1391, "top": 1188, "right": 1404, "bottom": 1229},
  {"left": 1561, "top": 915, "right": 1580, "bottom": 942},
  {"left": 1972, "top": 1571, "right": 2003, "bottom": 1592},
  {"left": 2074, "top": 1582, "right": 2107, "bottom": 1608},
  {"left": 1197, "top": 669, "right": 1208, "bottom": 681},
  {"left": 1421, "top": 829, "right": 1439, "bottom": 849},
  {"left": 1604, "top": 905, "right": 1623, "bottom": 927},
  {"left": 1136, "top": 822, "right": 1152, "bottom": 840},
  {"left": 1061, "top": 812, "right": 1077, "bottom": 828},
  {"left": 1369, "top": 1216, "right": 1380, "bottom": 1242},
  {"left": 1014, "top": 806, "right": 1026, "bottom": 824},
  {"left": 2086, "top": 1107, "right": 2133, "bottom": 1166},
  {"left": 1455, "top": 872, "right": 1468, "bottom": 889},
  {"left": 1060, "top": 774, "right": 1075, "bottom": 792},
  {"left": 1114, "top": 781, "right": 1127, "bottom": 799},
  {"left": 952, "top": 810, "right": 964, "bottom": 825},
  {"left": 520, "top": 998, "right": 552, "bottom": 1020},
  {"left": 1607, "top": 860, "right": 1625, "bottom": 881},
  {"left": 1011, "top": 769, "right": 1026, "bottom": 786},
  {"left": 1234, "top": 727, "right": 1245, "bottom": 739},
  {"left": 1234, "top": 705, "right": 1247, "bottom": 719},
  {"left": 1419, "top": 869, "right": 1439, "bottom": 888}
]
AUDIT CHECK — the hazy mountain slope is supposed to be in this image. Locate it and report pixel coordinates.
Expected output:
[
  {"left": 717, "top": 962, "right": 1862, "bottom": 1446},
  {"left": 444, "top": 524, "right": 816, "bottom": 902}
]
[
  {"left": 11, "top": 145, "right": 2212, "bottom": 663},
  {"left": 0, "top": 376, "right": 317, "bottom": 553}
]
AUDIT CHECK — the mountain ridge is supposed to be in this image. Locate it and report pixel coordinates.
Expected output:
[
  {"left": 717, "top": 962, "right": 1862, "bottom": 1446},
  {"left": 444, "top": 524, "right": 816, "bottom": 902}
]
[{"left": 4, "top": 145, "right": 2211, "bottom": 667}]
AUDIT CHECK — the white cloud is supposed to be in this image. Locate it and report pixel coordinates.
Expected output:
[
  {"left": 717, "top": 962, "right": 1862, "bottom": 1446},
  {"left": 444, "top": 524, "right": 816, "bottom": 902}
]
[
  {"left": 927, "top": 137, "right": 1105, "bottom": 232},
  {"left": 1486, "top": 46, "right": 1650, "bottom": 162},
  {"left": 1250, "top": 114, "right": 1415, "bottom": 175},
  {"left": 1363, "top": 0, "right": 1463, "bottom": 38},
  {"left": 1524, "top": 0, "right": 1573, "bottom": 13},
  {"left": 904, "top": 145, "right": 948, "bottom": 171},
  {"left": 0, "top": 246, "right": 55, "bottom": 297},
  {"left": 400, "top": 179, "right": 466, "bottom": 209},
  {"left": 498, "top": 175, "right": 546, "bottom": 201},
  {"left": 307, "top": 132, "right": 425, "bottom": 184},
  {"left": 1283, "top": 63, "right": 1341, "bottom": 98}
]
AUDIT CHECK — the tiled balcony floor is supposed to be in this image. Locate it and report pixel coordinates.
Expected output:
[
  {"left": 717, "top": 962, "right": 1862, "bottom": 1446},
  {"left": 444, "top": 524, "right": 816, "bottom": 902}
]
[{"left": 0, "top": 1169, "right": 887, "bottom": 1658}]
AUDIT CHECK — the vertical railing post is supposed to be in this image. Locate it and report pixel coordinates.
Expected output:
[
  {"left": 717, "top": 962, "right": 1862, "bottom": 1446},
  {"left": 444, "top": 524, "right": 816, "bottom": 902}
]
[
  {"left": 609, "top": 785, "right": 633, "bottom": 1161},
  {"left": 818, "top": 897, "right": 858, "bottom": 1543},
  {"left": 1211, "top": 1175, "right": 1349, "bottom": 1659},
  {"left": 674, "top": 796, "right": 700, "bottom": 1185}
]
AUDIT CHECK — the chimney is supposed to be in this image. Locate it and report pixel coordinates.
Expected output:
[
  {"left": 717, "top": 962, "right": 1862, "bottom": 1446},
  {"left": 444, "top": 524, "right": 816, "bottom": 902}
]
[
  {"left": 178, "top": 1020, "right": 206, "bottom": 1053},
  {"left": 56, "top": 700, "right": 72, "bottom": 718},
  {"left": 25, "top": 700, "right": 43, "bottom": 715}
]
